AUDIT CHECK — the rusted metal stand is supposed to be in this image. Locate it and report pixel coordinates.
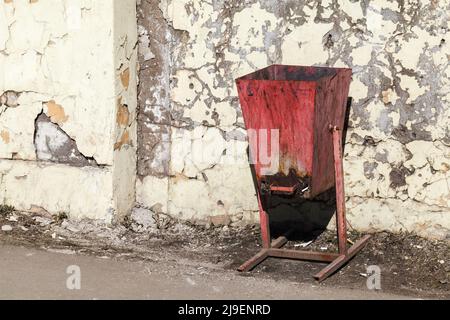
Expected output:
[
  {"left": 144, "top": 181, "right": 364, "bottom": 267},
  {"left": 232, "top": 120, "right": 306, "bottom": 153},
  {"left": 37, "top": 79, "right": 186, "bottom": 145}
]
[{"left": 238, "top": 126, "right": 371, "bottom": 282}]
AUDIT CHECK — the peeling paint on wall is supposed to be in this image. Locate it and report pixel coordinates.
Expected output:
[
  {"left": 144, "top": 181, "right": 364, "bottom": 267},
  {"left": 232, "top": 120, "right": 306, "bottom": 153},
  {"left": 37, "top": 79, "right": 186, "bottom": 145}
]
[
  {"left": 0, "top": 0, "right": 116, "bottom": 164},
  {"left": 0, "top": 0, "right": 138, "bottom": 221},
  {"left": 137, "top": 0, "right": 450, "bottom": 239},
  {"left": 1, "top": 0, "right": 448, "bottom": 238},
  {"left": 34, "top": 112, "right": 98, "bottom": 167}
]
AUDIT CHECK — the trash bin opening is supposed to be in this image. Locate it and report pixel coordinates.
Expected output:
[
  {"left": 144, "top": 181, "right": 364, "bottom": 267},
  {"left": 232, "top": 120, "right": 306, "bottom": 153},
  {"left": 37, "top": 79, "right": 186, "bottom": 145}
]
[{"left": 236, "top": 64, "right": 343, "bottom": 82}]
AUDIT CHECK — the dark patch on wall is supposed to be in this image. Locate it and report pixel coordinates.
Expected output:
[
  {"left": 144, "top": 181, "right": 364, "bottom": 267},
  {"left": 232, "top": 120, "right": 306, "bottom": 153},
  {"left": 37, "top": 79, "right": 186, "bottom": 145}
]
[
  {"left": 137, "top": 0, "right": 174, "bottom": 178},
  {"left": 34, "top": 112, "right": 98, "bottom": 167},
  {"left": 363, "top": 161, "right": 378, "bottom": 179},
  {"left": 389, "top": 165, "right": 413, "bottom": 189},
  {"left": 391, "top": 124, "right": 432, "bottom": 144},
  {"left": 0, "top": 91, "right": 20, "bottom": 108}
]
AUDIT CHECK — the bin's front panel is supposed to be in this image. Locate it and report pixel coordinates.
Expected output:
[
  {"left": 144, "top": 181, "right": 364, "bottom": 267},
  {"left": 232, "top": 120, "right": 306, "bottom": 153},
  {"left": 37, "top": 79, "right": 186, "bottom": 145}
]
[{"left": 236, "top": 79, "right": 316, "bottom": 194}]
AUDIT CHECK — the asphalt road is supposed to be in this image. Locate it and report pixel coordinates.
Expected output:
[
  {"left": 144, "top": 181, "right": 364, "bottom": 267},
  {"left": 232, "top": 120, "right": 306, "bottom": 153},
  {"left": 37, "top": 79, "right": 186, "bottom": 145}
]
[{"left": 0, "top": 245, "right": 415, "bottom": 300}]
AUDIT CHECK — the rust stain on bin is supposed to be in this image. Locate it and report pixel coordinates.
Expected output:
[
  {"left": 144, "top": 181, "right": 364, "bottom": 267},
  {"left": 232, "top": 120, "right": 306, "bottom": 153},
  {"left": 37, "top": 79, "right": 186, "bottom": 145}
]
[{"left": 236, "top": 65, "right": 352, "bottom": 198}]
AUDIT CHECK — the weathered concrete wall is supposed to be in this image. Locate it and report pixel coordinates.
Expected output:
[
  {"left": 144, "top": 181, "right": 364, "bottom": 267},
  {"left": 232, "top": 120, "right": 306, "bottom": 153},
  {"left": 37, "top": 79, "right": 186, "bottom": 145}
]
[
  {"left": 137, "top": 0, "right": 450, "bottom": 239},
  {"left": 1, "top": 0, "right": 448, "bottom": 239},
  {"left": 0, "top": 0, "right": 137, "bottom": 221}
]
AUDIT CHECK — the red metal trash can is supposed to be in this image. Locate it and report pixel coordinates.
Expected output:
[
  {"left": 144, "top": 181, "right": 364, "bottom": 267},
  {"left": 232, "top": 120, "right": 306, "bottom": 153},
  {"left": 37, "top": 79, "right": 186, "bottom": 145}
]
[{"left": 235, "top": 65, "right": 371, "bottom": 281}]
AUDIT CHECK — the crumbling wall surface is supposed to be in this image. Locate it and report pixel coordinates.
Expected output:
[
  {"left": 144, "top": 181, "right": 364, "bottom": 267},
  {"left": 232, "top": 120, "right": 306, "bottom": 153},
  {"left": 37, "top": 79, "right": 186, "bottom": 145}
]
[
  {"left": 137, "top": 0, "right": 450, "bottom": 239},
  {"left": 0, "top": 0, "right": 138, "bottom": 221},
  {"left": 113, "top": 0, "right": 139, "bottom": 220}
]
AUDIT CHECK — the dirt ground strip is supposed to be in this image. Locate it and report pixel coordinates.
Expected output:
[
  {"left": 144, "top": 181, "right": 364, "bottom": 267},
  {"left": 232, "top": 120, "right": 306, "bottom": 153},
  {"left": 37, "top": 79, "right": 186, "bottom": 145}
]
[{"left": 0, "top": 206, "right": 448, "bottom": 299}]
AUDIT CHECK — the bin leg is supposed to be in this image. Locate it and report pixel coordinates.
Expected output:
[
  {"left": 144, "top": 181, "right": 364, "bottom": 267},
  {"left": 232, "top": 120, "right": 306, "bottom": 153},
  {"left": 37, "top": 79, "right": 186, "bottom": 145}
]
[
  {"left": 313, "top": 235, "right": 371, "bottom": 282},
  {"left": 312, "top": 126, "right": 371, "bottom": 282},
  {"left": 331, "top": 126, "right": 348, "bottom": 255},
  {"left": 237, "top": 126, "right": 371, "bottom": 281},
  {"left": 238, "top": 189, "right": 291, "bottom": 272},
  {"left": 257, "top": 192, "right": 271, "bottom": 249},
  {"left": 237, "top": 235, "right": 288, "bottom": 272}
]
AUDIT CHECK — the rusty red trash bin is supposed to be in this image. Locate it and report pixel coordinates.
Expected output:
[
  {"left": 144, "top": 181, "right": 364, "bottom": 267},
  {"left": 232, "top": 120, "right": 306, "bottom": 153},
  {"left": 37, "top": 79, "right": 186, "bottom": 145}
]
[{"left": 236, "top": 65, "right": 371, "bottom": 281}]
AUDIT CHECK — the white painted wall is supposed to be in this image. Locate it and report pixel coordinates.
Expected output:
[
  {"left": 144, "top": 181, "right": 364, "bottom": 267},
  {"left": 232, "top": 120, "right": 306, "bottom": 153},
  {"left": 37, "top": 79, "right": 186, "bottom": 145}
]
[{"left": 0, "top": 0, "right": 137, "bottom": 221}]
